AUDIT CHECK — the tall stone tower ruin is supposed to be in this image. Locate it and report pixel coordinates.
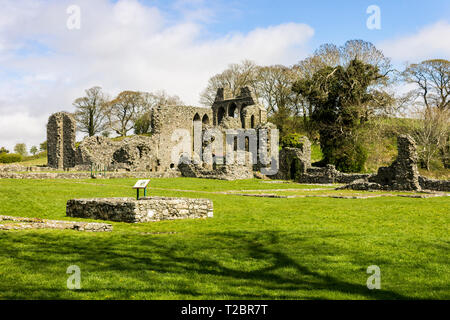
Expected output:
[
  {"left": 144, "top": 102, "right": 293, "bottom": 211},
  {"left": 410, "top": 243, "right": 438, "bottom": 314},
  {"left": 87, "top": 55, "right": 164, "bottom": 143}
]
[{"left": 47, "top": 112, "right": 76, "bottom": 169}]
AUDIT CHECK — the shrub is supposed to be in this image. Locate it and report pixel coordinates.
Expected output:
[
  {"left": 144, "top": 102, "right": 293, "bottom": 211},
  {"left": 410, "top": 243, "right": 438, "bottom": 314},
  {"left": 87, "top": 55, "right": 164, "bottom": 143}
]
[
  {"left": 325, "top": 141, "right": 368, "bottom": 173},
  {"left": 134, "top": 112, "right": 151, "bottom": 135},
  {"left": 0, "top": 153, "right": 22, "bottom": 163},
  {"left": 280, "top": 133, "right": 306, "bottom": 149}
]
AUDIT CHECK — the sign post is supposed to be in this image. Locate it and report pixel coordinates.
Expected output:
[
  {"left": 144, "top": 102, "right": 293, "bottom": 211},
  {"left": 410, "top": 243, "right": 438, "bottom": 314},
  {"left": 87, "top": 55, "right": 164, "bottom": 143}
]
[{"left": 133, "top": 180, "right": 150, "bottom": 200}]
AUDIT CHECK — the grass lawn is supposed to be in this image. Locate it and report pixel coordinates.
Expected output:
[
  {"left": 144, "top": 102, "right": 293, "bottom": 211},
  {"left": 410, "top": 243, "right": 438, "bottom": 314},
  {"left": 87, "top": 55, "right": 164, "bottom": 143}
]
[
  {"left": 19, "top": 157, "right": 47, "bottom": 166},
  {"left": 0, "top": 177, "right": 448, "bottom": 300}
]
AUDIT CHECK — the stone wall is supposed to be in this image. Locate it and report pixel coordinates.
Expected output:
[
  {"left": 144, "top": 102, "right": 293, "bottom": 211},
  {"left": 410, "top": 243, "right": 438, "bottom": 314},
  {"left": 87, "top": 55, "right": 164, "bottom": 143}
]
[
  {"left": 212, "top": 87, "right": 267, "bottom": 128},
  {"left": 296, "top": 165, "right": 370, "bottom": 184},
  {"left": 0, "top": 215, "right": 112, "bottom": 232},
  {"left": 369, "top": 135, "right": 421, "bottom": 190},
  {"left": 268, "top": 136, "right": 368, "bottom": 184},
  {"left": 419, "top": 176, "right": 450, "bottom": 192},
  {"left": 152, "top": 105, "right": 213, "bottom": 170},
  {"left": 45, "top": 88, "right": 273, "bottom": 178},
  {"left": 179, "top": 163, "right": 254, "bottom": 180},
  {"left": 74, "top": 135, "right": 160, "bottom": 172},
  {"left": 47, "top": 112, "right": 76, "bottom": 169},
  {"left": 342, "top": 135, "right": 449, "bottom": 192},
  {"left": 0, "top": 171, "right": 180, "bottom": 179},
  {"left": 273, "top": 138, "right": 312, "bottom": 180},
  {"left": 0, "top": 164, "right": 59, "bottom": 172},
  {"left": 66, "top": 197, "right": 213, "bottom": 223}
]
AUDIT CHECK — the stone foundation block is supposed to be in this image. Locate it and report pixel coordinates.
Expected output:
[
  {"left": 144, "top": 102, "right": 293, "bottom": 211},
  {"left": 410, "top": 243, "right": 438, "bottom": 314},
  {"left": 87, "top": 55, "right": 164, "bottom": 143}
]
[{"left": 66, "top": 197, "right": 214, "bottom": 223}]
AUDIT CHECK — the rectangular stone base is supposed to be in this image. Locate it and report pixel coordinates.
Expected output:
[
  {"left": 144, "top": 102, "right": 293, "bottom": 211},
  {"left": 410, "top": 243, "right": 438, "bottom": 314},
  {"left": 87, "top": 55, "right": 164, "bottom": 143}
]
[{"left": 66, "top": 197, "right": 213, "bottom": 223}]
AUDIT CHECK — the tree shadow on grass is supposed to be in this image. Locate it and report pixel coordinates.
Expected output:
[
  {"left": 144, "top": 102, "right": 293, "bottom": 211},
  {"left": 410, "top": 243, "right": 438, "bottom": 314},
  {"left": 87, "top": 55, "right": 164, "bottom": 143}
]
[{"left": 0, "top": 230, "right": 415, "bottom": 299}]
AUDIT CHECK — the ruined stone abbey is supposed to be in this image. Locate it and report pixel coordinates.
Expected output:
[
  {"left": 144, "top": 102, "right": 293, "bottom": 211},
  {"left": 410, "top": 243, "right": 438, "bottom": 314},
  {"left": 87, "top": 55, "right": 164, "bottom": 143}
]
[
  {"left": 47, "top": 87, "right": 273, "bottom": 177},
  {"left": 46, "top": 87, "right": 450, "bottom": 192}
]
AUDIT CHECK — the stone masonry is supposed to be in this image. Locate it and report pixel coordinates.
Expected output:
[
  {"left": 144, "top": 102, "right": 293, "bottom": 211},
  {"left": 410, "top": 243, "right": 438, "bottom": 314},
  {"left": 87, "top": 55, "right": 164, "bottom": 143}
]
[
  {"left": 66, "top": 196, "right": 214, "bottom": 223},
  {"left": 369, "top": 135, "right": 421, "bottom": 190},
  {"left": 47, "top": 112, "right": 76, "bottom": 169},
  {"left": 0, "top": 215, "right": 112, "bottom": 232},
  {"left": 343, "top": 135, "right": 423, "bottom": 191},
  {"left": 274, "top": 136, "right": 312, "bottom": 180},
  {"left": 46, "top": 87, "right": 275, "bottom": 180}
]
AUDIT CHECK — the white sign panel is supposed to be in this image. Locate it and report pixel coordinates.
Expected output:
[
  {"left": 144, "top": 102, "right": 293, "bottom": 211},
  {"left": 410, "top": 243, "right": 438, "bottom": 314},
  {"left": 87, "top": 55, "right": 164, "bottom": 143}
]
[{"left": 133, "top": 179, "right": 150, "bottom": 189}]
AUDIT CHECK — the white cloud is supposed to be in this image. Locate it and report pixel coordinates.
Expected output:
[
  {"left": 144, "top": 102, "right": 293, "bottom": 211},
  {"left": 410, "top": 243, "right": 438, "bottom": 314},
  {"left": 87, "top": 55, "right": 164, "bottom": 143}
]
[
  {"left": 0, "top": 0, "right": 314, "bottom": 150},
  {"left": 380, "top": 20, "right": 450, "bottom": 63},
  {"left": 0, "top": 112, "right": 46, "bottom": 152}
]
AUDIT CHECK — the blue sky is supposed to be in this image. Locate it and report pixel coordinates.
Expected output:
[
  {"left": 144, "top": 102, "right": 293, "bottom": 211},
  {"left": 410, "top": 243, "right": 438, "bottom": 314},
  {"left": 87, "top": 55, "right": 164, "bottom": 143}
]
[
  {"left": 0, "top": 0, "right": 449, "bottom": 150},
  {"left": 148, "top": 0, "right": 450, "bottom": 50}
]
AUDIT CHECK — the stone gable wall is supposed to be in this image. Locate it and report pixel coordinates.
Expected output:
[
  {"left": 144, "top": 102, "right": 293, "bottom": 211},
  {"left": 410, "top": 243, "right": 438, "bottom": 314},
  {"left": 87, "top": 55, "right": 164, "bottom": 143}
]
[{"left": 47, "top": 112, "right": 76, "bottom": 169}]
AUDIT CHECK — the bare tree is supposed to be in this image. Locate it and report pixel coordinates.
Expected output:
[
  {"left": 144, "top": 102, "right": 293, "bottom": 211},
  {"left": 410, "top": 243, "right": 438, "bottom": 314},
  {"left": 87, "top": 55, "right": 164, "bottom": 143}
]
[
  {"left": 412, "top": 106, "right": 450, "bottom": 170},
  {"left": 340, "top": 40, "right": 393, "bottom": 76},
  {"left": 255, "top": 65, "right": 306, "bottom": 135},
  {"left": 134, "top": 91, "right": 184, "bottom": 134},
  {"left": 200, "top": 60, "right": 259, "bottom": 106},
  {"left": 256, "top": 65, "right": 300, "bottom": 115},
  {"left": 106, "top": 91, "right": 144, "bottom": 137},
  {"left": 296, "top": 40, "right": 392, "bottom": 76},
  {"left": 402, "top": 59, "right": 450, "bottom": 112},
  {"left": 73, "top": 86, "right": 109, "bottom": 136},
  {"left": 142, "top": 90, "right": 183, "bottom": 110},
  {"left": 292, "top": 40, "right": 395, "bottom": 139}
]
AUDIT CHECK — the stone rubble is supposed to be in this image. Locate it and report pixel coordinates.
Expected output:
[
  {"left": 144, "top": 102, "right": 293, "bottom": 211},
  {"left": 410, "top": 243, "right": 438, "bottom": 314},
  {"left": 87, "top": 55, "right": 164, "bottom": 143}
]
[{"left": 0, "top": 215, "right": 112, "bottom": 232}]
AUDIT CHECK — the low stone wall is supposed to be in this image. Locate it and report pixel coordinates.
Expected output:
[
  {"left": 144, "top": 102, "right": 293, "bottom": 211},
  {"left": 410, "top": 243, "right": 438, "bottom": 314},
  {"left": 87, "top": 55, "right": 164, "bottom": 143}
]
[
  {"left": 296, "top": 165, "right": 370, "bottom": 184},
  {"left": 66, "top": 196, "right": 214, "bottom": 223},
  {"left": 0, "top": 165, "right": 58, "bottom": 172},
  {"left": 179, "top": 162, "right": 253, "bottom": 180},
  {"left": 419, "top": 176, "right": 450, "bottom": 192},
  {"left": 0, "top": 171, "right": 181, "bottom": 179},
  {"left": 0, "top": 215, "right": 112, "bottom": 232},
  {"left": 342, "top": 135, "right": 449, "bottom": 192}
]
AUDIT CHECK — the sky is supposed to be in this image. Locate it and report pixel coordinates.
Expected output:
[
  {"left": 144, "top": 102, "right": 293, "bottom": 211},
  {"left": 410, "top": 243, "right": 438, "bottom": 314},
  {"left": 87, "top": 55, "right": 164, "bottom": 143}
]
[{"left": 0, "top": 0, "right": 449, "bottom": 151}]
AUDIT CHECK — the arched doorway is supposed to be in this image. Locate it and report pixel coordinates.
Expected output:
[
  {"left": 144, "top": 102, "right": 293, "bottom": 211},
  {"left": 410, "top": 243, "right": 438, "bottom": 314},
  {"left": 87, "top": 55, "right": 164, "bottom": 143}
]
[
  {"left": 202, "top": 114, "right": 210, "bottom": 125},
  {"left": 228, "top": 103, "right": 237, "bottom": 118},
  {"left": 290, "top": 160, "right": 297, "bottom": 180},
  {"left": 217, "top": 107, "right": 225, "bottom": 124},
  {"left": 193, "top": 113, "right": 202, "bottom": 159}
]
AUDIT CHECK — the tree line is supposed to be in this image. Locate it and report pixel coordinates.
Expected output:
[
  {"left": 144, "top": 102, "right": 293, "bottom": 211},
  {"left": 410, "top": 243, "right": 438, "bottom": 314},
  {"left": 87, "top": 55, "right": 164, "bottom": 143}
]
[
  {"left": 199, "top": 40, "right": 449, "bottom": 172},
  {"left": 73, "top": 88, "right": 183, "bottom": 137}
]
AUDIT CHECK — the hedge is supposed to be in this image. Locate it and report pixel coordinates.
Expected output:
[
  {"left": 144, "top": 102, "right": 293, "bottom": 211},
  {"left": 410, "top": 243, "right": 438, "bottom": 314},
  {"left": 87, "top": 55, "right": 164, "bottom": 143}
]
[{"left": 0, "top": 153, "right": 22, "bottom": 163}]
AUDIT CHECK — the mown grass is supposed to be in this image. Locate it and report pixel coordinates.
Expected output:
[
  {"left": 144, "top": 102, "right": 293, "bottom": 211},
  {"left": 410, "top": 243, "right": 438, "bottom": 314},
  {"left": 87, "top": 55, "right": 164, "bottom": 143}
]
[
  {"left": 19, "top": 157, "right": 47, "bottom": 166},
  {"left": 0, "top": 177, "right": 448, "bottom": 300}
]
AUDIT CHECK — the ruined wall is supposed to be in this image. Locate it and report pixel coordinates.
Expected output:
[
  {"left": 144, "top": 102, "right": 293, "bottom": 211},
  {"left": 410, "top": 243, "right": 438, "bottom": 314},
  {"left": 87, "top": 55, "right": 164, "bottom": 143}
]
[
  {"left": 153, "top": 105, "right": 213, "bottom": 170},
  {"left": 67, "top": 197, "right": 213, "bottom": 223},
  {"left": 212, "top": 87, "right": 267, "bottom": 128},
  {"left": 178, "top": 150, "right": 255, "bottom": 180},
  {"left": 419, "top": 176, "right": 450, "bottom": 192},
  {"left": 47, "top": 112, "right": 76, "bottom": 169},
  {"left": 343, "top": 135, "right": 424, "bottom": 191},
  {"left": 297, "top": 165, "right": 370, "bottom": 184},
  {"left": 274, "top": 134, "right": 447, "bottom": 190},
  {"left": 270, "top": 136, "right": 372, "bottom": 184},
  {"left": 45, "top": 91, "right": 274, "bottom": 178},
  {"left": 274, "top": 137, "right": 312, "bottom": 180},
  {"left": 369, "top": 135, "right": 421, "bottom": 190},
  {"left": 74, "top": 135, "right": 160, "bottom": 172}
]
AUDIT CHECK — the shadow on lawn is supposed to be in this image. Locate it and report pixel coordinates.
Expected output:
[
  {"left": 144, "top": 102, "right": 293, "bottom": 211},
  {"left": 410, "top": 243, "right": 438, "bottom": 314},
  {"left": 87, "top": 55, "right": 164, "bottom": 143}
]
[{"left": 0, "top": 230, "right": 412, "bottom": 300}]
